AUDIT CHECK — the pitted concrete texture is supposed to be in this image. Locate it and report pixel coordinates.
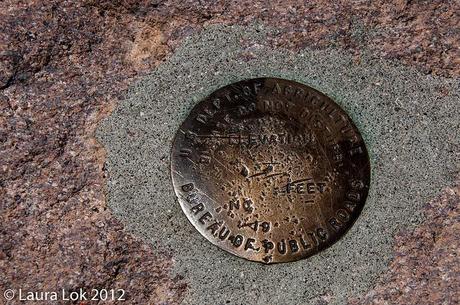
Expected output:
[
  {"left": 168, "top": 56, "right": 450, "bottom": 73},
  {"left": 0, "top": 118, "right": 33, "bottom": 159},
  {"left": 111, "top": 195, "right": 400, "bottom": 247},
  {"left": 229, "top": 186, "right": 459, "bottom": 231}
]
[{"left": 96, "top": 25, "right": 459, "bottom": 305}]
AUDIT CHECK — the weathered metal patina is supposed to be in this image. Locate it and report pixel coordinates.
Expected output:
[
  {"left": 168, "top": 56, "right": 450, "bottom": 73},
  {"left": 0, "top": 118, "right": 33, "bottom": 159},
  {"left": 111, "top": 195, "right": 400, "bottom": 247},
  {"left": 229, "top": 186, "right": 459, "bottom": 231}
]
[{"left": 171, "top": 78, "right": 370, "bottom": 263}]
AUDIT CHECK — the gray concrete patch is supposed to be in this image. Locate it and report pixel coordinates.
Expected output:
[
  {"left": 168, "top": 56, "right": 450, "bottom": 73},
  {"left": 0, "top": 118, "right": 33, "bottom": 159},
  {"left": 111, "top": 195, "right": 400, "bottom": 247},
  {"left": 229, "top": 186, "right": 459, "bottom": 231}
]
[{"left": 96, "top": 25, "right": 459, "bottom": 305}]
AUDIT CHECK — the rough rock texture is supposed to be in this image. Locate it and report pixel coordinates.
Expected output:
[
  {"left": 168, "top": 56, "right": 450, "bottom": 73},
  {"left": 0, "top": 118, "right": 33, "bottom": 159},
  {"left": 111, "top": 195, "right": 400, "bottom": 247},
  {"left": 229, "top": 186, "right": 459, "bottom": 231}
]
[
  {"left": 0, "top": 1, "right": 186, "bottom": 304},
  {"left": 0, "top": 0, "right": 459, "bottom": 304},
  {"left": 349, "top": 183, "right": 460, "bottom": 305}
]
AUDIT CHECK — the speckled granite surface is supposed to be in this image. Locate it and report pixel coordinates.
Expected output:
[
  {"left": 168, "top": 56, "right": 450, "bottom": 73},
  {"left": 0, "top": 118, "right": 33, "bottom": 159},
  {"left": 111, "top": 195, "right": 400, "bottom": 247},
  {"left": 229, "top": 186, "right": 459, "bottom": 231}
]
[{"left": 1, "top": 1, "right": 459, "bottom": 304}]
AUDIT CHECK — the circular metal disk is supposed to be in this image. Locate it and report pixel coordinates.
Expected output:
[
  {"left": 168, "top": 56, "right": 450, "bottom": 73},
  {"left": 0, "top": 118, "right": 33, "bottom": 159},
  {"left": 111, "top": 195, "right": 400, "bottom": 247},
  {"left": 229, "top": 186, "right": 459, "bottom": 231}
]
[{"left": 171, "top": 78, "right": 370, "bottom": 264}]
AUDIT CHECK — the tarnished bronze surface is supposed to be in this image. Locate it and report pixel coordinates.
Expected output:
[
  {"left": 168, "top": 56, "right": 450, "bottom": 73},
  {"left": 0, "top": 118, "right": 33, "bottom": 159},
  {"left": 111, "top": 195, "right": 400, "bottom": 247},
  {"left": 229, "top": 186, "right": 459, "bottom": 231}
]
[{"left": 171, "top": 78, "right": 370, "bottom": 264}]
